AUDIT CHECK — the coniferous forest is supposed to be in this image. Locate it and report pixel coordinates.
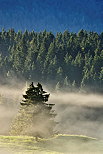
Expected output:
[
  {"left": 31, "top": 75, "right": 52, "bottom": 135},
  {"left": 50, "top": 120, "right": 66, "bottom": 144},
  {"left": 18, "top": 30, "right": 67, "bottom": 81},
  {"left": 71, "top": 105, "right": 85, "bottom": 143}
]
[{"left": 0, "top": 29, "right": 103, "bottom": 92}]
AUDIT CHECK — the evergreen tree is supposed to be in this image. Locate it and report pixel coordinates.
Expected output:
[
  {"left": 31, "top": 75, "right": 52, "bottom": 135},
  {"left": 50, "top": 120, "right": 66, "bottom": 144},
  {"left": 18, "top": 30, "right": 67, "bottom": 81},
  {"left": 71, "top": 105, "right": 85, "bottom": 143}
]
[
  {"left": 63, "top": 76, "right": 71, "bottom": 91},
  {"left": 55, "top": 81, "right": 61, "bottom": 92},
  {"left": 10, "top": 82, "right": 57, "bottom": 138},
  {"left": 0, "top": 29, "right": 102, "bottom": 93},
  {"left": 56, "top": 67, "right": 63, "bottom": 81},
  {"left": 99, "top": 67, "right": 103, "bottom": 92}
]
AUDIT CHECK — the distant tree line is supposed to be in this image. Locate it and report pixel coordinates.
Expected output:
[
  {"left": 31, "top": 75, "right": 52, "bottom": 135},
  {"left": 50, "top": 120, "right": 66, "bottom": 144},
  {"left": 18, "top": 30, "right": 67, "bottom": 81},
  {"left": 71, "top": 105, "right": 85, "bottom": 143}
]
[{"left": 0, "top": 29, "right": 103, "bottom": 92}]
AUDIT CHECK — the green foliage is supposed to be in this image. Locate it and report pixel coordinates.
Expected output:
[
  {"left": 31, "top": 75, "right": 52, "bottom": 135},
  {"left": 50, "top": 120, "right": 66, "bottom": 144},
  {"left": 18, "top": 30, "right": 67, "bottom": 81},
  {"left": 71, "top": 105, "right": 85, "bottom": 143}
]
[{"left": 0, "top": 29, "right": 103, "bottom": 92}]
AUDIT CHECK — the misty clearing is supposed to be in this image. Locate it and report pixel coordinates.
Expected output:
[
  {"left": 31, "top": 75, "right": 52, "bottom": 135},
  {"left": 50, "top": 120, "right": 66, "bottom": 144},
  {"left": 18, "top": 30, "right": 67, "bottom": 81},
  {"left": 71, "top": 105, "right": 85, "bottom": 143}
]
[{"left": 0, "top": 81, "right": 103, "bottom": 153}]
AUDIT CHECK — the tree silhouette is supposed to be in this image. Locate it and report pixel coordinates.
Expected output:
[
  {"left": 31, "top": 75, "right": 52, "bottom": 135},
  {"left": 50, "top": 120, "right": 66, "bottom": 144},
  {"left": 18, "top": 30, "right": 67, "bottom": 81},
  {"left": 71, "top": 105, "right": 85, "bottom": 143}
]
[{"left": 10, "top": 82, "right": 57, "bottom": 139}]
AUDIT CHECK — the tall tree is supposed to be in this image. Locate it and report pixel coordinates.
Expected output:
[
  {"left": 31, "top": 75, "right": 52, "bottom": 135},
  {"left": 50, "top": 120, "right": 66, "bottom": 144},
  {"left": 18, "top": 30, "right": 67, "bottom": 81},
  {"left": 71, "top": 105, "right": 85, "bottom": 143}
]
[{"left": 10, "top": 82, "right": 57, "bottom": 138}]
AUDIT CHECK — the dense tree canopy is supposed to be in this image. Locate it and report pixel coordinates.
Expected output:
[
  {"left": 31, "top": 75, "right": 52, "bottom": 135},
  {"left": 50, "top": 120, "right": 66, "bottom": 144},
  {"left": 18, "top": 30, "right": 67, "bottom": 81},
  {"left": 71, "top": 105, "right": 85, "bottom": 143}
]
[{"left": 0, "top": 29, "right": 103, "bottom": 92}]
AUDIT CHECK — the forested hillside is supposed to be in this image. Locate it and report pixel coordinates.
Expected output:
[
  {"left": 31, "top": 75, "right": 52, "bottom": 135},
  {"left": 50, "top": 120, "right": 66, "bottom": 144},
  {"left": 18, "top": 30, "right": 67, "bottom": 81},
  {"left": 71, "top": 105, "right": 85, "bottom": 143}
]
[{"left": 0, "top": 29, "right": 103, "bottom": 92}]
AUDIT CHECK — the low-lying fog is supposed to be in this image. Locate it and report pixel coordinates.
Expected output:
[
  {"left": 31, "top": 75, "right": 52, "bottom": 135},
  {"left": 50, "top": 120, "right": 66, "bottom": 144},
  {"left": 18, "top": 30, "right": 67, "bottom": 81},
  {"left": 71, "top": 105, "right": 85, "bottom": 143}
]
[
  {"left": 0, "top": 82, "right": 103, "bottom": 139},
  {"left": 50, "top": 92, "right": 103, "bottom": 139}
]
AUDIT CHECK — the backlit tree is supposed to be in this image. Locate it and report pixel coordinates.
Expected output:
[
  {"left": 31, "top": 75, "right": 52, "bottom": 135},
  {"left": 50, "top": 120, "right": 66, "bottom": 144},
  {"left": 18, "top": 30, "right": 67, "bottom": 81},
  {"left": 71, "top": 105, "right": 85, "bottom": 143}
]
[{"left": 10, "top": 82, "right": 57, "bottom": 138}]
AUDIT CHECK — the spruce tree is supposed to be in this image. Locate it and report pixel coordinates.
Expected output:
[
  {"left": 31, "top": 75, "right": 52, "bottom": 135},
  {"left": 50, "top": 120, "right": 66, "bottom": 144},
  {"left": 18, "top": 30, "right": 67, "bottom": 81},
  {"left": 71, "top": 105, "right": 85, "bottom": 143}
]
[{"left": 10, "top": 82, "right": 57, "bottom": 138}]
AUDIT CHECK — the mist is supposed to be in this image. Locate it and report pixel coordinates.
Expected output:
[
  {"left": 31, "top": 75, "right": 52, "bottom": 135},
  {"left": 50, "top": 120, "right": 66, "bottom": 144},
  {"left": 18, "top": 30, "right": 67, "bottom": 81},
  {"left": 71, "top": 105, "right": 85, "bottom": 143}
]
[
  {"left": 50, "top": 92, "right": 103, "bottom": 139},
  {"left": 0, "top": 82, "right": 103, "bottom": 139},
  {"left": 0, "top": 82, "right": 24, "bottom": 135},
  {"left": 0, "top": 82, "right": 103, "bottom": 154}
]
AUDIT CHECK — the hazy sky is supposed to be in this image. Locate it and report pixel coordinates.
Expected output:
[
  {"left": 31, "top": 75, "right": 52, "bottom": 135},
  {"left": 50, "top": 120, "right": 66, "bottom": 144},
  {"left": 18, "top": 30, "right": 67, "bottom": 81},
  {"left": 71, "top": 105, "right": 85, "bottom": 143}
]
[{"left": 0, "top": 0, "right": 103, "bottom": 33}]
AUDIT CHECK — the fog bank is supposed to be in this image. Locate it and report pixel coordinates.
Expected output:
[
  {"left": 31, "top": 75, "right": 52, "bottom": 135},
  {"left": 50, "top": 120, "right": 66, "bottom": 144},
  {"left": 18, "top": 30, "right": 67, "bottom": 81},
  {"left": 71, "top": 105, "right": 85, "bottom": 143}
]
[
  {"left": 49, "top": 92, "right": 103, "bottom": 139},
  {"left": 0, "top": 83, "right": 103, "bottom": 139}
]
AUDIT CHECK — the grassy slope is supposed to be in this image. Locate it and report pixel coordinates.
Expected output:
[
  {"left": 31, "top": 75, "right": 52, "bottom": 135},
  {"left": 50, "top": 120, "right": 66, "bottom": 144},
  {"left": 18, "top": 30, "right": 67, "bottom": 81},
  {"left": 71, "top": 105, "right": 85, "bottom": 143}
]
[{"left": 0, "top": 134, "right": 103, "bottom": 154}]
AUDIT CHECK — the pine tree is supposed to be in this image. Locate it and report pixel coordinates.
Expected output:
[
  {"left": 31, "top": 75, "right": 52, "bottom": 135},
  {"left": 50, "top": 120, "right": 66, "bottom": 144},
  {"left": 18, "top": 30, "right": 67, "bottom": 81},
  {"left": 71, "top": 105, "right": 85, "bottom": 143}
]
[
  {"left": 55, "top": 81, "right": 61, "bottom": 92},
  {"left": 10, "top": 82, "right": 57, "bottom": 138}
]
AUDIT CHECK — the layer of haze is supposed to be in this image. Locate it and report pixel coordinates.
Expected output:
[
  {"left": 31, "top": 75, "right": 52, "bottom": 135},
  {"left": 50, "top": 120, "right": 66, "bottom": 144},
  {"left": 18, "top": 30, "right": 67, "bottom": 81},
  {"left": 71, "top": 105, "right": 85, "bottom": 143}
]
[
  {"left": 0, "top": 81, "right": 103, "bottom": 139},
  {"left": 50, "top": 92, "right": 103, "bottom": 139}
]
